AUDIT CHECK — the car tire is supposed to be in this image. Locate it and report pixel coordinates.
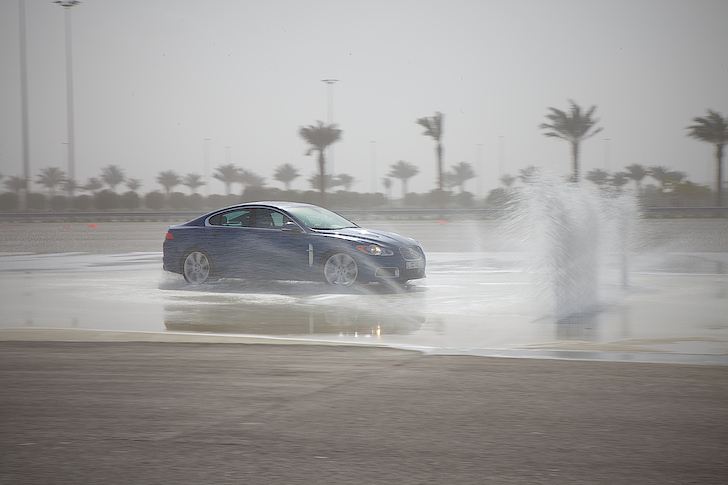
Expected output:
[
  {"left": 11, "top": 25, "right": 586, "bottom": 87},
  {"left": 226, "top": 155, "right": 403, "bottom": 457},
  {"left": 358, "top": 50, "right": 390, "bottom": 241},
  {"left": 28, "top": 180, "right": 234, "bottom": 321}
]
[
  {"left": 182, "top": 249, "right": 214, "bottom": 285},
  {"left": 323, "top": 252, "right": 359, "bottom": 287}
]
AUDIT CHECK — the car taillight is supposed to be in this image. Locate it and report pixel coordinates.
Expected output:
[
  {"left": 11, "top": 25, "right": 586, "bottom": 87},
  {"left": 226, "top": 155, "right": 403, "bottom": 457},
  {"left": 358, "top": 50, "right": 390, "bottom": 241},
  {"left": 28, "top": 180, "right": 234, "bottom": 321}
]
[{"left": 165, "top": 232, "right": 174, "bottom": 240}]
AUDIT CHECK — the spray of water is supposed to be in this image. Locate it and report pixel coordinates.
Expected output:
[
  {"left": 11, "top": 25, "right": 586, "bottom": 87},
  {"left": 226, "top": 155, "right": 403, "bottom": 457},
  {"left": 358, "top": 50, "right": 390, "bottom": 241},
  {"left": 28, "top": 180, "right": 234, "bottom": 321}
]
[{"left": 510, "top": 172, "right": 639, "bottom": 323}]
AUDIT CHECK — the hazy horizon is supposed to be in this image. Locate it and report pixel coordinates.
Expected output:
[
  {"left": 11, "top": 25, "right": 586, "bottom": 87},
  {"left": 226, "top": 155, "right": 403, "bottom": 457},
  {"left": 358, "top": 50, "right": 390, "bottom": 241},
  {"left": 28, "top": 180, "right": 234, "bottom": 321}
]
[{"left": 1, "top": 0, "right": 726, "bottom": 198}]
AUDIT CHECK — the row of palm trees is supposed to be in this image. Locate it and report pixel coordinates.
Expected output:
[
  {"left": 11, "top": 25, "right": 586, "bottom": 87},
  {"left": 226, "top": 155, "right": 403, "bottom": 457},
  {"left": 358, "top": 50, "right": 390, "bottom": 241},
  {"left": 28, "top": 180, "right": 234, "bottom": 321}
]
[
  {"left": 297, "top": 104, "right": 726, "bottom": 208},
  {"left": 500, "top": 163, "right": 698, "bottom": 193},
  {"left": 537, "top": 102, "right": 726, "bottom": 206},
  {"left": 2, "top": 103, "right": 725, "bottom": 207}
]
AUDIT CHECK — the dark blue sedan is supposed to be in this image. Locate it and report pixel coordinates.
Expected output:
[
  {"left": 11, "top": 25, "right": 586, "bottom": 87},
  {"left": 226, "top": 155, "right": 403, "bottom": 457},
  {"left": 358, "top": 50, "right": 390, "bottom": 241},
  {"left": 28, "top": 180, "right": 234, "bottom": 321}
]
[{"left": 163, "top": 202, "right": 426, "bottom": 287}]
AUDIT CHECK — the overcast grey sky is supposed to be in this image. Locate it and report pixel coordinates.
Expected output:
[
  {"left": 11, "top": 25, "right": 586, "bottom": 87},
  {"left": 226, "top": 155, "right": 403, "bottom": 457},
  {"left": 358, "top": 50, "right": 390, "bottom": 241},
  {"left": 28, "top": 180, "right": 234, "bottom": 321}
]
[{"left": 1, "top": 0, "right": 726, "bottom": 197}]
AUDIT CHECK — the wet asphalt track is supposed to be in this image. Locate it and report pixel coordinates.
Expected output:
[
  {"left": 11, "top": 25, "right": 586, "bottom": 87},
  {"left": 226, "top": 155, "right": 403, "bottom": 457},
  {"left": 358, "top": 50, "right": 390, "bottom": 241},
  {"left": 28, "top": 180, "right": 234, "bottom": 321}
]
[{"left": 1, "top": 219, "right": 727, "bottom": 484}]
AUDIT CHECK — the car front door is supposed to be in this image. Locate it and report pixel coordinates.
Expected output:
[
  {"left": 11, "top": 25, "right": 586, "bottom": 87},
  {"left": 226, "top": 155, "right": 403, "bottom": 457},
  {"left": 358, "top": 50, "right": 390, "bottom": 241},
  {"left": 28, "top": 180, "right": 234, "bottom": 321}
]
[{"left": 249, "top": 208, "right": 319, "bottom": 281}]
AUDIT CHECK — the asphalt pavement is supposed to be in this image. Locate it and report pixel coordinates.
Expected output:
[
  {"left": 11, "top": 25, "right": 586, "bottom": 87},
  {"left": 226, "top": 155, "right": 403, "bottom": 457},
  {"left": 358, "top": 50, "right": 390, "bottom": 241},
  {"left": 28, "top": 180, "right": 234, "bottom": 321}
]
[{"left": 1, "top": 341, "right": 727, "bottom": 484}]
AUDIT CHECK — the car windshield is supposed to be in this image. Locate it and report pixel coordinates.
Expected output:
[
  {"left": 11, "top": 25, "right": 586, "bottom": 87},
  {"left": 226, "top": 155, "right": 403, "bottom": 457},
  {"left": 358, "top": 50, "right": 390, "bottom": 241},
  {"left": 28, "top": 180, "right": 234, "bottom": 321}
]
[{"left": 286, "top": 206, "right": 357, "bottom": 230}]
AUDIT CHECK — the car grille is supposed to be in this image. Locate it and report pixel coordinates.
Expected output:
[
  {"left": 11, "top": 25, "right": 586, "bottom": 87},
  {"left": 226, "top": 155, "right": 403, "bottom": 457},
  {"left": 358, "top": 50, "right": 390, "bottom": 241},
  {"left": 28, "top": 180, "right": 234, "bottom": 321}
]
[{"left": 399, "top": 246, "right": 422, "bottom": 261}]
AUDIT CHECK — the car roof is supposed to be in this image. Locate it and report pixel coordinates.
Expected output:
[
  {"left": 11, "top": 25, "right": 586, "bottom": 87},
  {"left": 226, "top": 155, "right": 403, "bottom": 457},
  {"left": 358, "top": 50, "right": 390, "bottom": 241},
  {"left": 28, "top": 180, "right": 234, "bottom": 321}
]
[{"left": 213, "top": 201, "right": 317, "bottom": 212}]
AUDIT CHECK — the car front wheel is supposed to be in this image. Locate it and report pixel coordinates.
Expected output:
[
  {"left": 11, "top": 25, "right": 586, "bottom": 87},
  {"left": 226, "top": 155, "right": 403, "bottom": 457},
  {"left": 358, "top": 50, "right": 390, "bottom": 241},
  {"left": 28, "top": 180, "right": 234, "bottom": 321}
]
[
  {"left": 183, "top": 250, "right": 213, "bottom": 284},
  {"left": 323, "top": 253, "right": 359, "bottom": 287}
]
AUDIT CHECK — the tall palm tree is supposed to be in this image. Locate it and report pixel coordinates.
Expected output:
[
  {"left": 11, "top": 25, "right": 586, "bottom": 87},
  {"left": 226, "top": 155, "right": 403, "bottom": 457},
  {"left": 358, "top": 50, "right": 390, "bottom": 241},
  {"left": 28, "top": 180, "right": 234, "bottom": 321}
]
[
  {"left": 273, "top": 163, "right": 300, "bottom": 190},
  {"left": 388, "top": 160, "right": 420, "bottom": 198},
  {"left": 36, "top": 167, "right": 66, "bottom": 197},
  {"left": 182, "top": 173, "right": 205, "bottom": 195},
  {"left": 416, "top": 112, "right": 444, "bottom": 196},
  {"left": 686, "top": 110, "right": 728, "bottom": 206},
  {"left": 100, "top": 165, "right": 125, "bottom": 193},
  {"left": 4, "top": 176, "right": 27, "bottom": 195},
  {"left": 540, "top": 100, "right": 603, "bottom": 182},
  {"left": 299, "top": 121, "right": 342, "bottom": 202},
  {"left": 449, "top": 161, "right": 476, "bottom": 193},
  {"left": 213, "top": 164, "right": 241, "bottom": 195},
  {"left": 624, "top": 164, "right": 649, "bottom": 194},
  {"left": 156, "top": 170, "right": 181, "bottom": 196}
]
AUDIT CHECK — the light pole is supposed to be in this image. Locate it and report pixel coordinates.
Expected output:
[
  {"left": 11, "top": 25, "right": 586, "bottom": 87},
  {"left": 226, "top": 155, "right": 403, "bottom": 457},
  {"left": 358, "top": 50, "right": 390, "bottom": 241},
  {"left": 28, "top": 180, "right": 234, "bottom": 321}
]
[
  {"left": 203, "top": 139, "right": 211, "bottom": 197},
  {"left": 54, "top": 0, "right": 80, "bottom": 197},
  {"left": 476, "top": 144, "right": 483, "bottom": 198},
  {"left": 321, "top": 79, "right": 338, "bottom": 174},
  {"left": 370, "top": 141, "right": 377, "bottom": 193},
  {"left": 604, "top": 138, "right": 611, "bottom": 172},
  {"left": 498, "top": 136, "right": 505, "bottom": 178},
  {"left": 18, "top": 0, "right": 30, "bottom": 209}
]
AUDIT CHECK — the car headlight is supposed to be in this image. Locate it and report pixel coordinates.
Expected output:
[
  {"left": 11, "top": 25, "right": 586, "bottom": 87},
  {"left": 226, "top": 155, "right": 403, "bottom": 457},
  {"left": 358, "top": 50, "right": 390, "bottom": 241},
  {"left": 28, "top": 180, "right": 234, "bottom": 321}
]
[{"left": 356, "top": 244, "right": 394, "bottom": 256}]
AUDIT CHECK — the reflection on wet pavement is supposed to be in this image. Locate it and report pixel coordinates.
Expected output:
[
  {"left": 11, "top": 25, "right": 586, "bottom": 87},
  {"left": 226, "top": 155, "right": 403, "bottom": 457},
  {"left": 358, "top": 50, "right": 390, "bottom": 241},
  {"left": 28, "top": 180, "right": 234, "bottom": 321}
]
[{"left": 1, "top": 248, "right": 726, "bottom": 365}]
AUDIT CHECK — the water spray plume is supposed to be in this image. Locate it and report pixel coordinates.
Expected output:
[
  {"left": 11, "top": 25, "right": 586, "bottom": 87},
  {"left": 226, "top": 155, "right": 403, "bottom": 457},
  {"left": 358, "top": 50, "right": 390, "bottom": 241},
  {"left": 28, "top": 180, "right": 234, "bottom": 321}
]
[{"left": 510, "top": 172, "right": 639, "bottom": 323}]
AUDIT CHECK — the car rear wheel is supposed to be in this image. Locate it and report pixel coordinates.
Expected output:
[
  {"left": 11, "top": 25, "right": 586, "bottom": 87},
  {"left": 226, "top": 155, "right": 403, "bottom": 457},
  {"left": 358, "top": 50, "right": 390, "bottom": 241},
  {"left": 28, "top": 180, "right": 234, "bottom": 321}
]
[
  {"left": 183, "top": 250, "right": 213, "bottom": 284},
  {"left": 323, "top": 253, "right": 358, "bottom": 287}
]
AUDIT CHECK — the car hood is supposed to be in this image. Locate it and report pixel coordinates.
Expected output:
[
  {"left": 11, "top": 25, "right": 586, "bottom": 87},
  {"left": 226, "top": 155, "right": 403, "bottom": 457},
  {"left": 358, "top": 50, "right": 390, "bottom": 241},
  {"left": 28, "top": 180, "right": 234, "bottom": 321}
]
[{"left": 317, "top": 227, "right": 420, "bottom": 247}]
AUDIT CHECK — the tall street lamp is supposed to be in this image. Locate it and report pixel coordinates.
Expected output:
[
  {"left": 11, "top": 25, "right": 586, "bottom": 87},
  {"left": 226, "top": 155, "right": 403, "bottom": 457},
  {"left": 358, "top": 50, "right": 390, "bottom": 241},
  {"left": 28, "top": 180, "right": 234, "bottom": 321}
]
[
  {"left": 54, "top": 0, "right": 81, "bottom": 197},
  {"left": 321, "top": 79, "right": 338, "bottom": 173},
  {"left": 18, "top": 0, "right": 31, "bottom": 209}
]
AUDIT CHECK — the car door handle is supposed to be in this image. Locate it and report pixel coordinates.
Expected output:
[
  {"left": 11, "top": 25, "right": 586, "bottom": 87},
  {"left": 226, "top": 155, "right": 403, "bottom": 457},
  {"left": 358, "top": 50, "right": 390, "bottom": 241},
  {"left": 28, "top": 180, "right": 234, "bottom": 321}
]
[{"left": 212, "top": 232, "right": 221, "bottom": 237}]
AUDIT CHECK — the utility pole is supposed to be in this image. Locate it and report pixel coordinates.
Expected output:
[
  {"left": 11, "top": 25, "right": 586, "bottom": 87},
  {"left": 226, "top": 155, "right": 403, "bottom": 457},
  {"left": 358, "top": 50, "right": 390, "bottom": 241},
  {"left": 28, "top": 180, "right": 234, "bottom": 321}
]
[
  {"left": 18, "top": 0, "right": 30, "bottom": 209},
  {"left": 54, "top": 1, "right": 81, "bottom": 197},
  {"left": 321, "top": 79, "right": 338, "bottom": 174}
]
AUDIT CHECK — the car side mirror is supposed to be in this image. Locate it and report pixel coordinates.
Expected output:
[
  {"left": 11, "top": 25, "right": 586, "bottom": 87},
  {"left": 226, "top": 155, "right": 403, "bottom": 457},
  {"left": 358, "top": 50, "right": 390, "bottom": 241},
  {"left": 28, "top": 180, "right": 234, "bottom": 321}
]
[{"left": 281, "top": 221, "right": 303, "bottom": 233}]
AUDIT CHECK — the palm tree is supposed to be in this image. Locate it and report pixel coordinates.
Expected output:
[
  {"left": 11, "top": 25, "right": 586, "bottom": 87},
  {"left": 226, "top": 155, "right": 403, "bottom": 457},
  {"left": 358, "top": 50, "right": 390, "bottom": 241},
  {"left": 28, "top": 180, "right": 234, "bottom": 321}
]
[
  {"left": 611, "top": 172, "right": 630, "bottom": 189},
  {"left": 299, "top": 121, "right": 342, "bottom": 202},
  {"left": 125, "top": 178, "right": 143, "bottom": 192},
  {"left": 100, "top": 165, "right": 125, "bottom": 193},
  {"left": 686, "top": 110, "right": 728, "bottom": 206},
  {"left": 213, "top": 164, "right": 241, "bottom": 195},
  {"left": 307, "top": 173, "right": 342, "bottom": 192},
  {"left": 83, "top": 177, "right": 103, "bottom": 195},
  {"left": 382, "top": 177, "right": 392, "bottom": 201},
  {"left": 4, "top": 176, "right": 27, "bottom": 195},
  {"left": 416, "top": 112, "right": 444, "bottom": 197},
  {"left": 238, "top": 169, "right": 265, "bottom": 191},
  {"left": 36, "top": 167, "right": 66, "bottom": 197},
  {"left": 518, "top": 165, "right": 542, "bottom": 184},
  {"left": 181, "top": 173, "right": 205, "bottom": 195},
  {"left": 500, "top": 174, "right": 516, "bottom": 189},
  {"left": 449, "top": 162, "right": 476, "bottom": 193},
  {"left": 540, "top": 100, "right": 603, "bottom": 182},
  {"left": 336, "top": 173, "right": 355, "bottom": 191},
  {"left": 62, "top": 178, "right": 80, "bottom": 195},
  {"left": 273, "top": 163, "right": 300, "bottom": 190},
  {"left": 586, "top": 169, "right": 610, "bottom": 186},
  {"left": 649, "top": 166, "right": 685, "bottom": 193},
  {"left": 156, "top": 170, "right": 181, "bottom": 196},
  {"left": 388, "top": 160, "right": 420, "bottom": 198},
  {"left": 624, "top": 164, "right": 649, "bottom": 194}
]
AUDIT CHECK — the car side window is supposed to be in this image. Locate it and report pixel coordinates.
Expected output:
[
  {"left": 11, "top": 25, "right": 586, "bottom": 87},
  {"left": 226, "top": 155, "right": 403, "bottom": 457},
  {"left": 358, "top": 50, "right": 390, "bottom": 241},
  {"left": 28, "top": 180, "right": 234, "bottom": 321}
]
[
  {"left": 254, "top": 208, "right": 287, "bottom": 229},
  {"left": 208, "top": 209, "right": 252, "bottom": 227}
]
